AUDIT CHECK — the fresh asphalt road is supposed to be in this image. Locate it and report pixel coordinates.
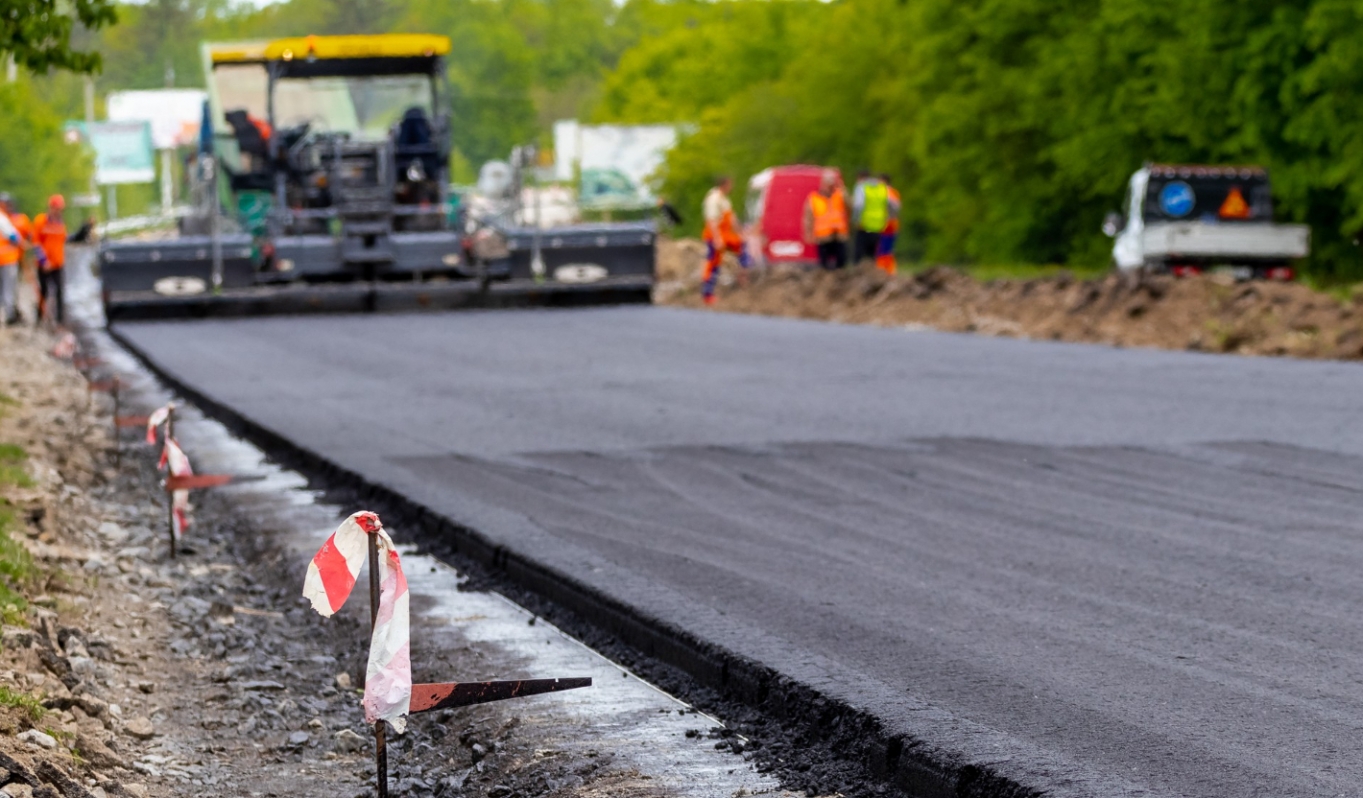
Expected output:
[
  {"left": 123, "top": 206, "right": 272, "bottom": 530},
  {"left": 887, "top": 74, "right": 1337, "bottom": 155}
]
[{"left": 118, "top": 307, "right": 1363, "bottom": 797}]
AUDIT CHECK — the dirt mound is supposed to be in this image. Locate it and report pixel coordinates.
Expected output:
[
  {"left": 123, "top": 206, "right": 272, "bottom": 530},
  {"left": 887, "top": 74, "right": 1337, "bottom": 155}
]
[{"left": 655, "top": 239, "right": 1363, "bottom": 359}]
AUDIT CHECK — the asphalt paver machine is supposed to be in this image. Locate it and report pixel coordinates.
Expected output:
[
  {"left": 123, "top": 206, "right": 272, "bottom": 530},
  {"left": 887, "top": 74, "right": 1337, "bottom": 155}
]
[{"left": 99, "top": 34, "right": 656, "bottom": 319}]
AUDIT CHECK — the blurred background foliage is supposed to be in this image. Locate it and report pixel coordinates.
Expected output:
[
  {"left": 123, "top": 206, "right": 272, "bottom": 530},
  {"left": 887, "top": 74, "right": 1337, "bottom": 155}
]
[{"left": 12, "top": 0, "right": 1363, "bottom": 279}]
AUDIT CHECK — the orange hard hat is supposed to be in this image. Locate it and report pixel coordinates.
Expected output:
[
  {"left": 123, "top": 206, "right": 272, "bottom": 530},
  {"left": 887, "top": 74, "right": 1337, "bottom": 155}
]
[{"left": 48, "top": 194, "right": 65, "bottom": 210}]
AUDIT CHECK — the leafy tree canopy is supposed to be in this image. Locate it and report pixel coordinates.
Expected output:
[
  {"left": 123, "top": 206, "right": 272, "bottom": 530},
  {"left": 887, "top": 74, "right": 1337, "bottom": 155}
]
[
  {"left": 0, "top": 0, "right": 117, "bottom": 73},
  {"left": 19, "top": 0, "right": 1363, "bottom": 278}
]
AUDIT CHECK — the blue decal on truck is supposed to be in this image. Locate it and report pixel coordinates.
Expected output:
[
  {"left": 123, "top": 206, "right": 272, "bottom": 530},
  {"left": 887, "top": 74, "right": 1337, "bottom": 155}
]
[{"left": 1159, "top": 181, "right": 1195, "bottom": 218}]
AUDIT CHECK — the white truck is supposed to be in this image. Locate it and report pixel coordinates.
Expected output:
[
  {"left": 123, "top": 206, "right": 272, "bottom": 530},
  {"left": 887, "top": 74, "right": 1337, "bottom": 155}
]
[{"left": 1105, "top": 164, "right": 1309, "bottom": 280}]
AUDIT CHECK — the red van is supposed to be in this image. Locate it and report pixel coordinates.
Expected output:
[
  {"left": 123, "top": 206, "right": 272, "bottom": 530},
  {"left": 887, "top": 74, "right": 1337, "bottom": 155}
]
[{"left": 746, "top": 165, "right": 840, "bottom": 265}]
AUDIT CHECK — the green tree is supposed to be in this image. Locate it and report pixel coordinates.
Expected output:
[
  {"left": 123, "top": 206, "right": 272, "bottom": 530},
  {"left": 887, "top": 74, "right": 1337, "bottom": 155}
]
[
  {"left": 0, "top": 81, "right": 92, "bottom": 210},
  {"left": 599, "top": 0, "right": 1363, "bottom": 277},
  {"left": 396, "top": 0, "right": 536, "bottom": 168},
  {"left": 95, "top": 0, "right": 203, "bottom": 91},
  {"left": 0, "top": 0, "right": 117, "bottom": 73}
]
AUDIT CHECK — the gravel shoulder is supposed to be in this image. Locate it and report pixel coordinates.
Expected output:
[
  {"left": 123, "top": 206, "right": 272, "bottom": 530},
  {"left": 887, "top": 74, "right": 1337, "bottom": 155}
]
[
  {"left": 0, "top": 323, "right": 385, "bottom": 798},
  {"left": 0, "top": 264, "right": 795, "bottom": 798}
]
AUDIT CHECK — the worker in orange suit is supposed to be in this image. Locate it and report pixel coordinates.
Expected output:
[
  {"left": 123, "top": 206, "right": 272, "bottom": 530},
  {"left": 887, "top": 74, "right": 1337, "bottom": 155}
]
[
  {"left": 803, "top": 170, "right": 848, "bottom": 270},
  {"left": 875, "top": 174, "right": 901, "bottom": 275},
  {"left": 0, "top": 193, "right": 36, "bottom": 325},
  {"left": 33, "top": 195, "right": 67, "bottom": 324},
  {"left": 700, "top": 175, "right": 749, "bottom": 306},
  {"left": 3, "top": 195, "right": 35, "bottom": 251}
]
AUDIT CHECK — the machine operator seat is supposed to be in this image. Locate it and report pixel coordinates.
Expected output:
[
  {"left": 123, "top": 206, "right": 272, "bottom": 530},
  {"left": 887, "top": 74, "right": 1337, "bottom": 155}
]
[
  {"left": 225, "top": 110, "right": 270, "bottom": 158},
  {"left": 394, "top": 107, "right": 440, "bottom": 182},
  {"left": 223, "top": 110, "right": 274, "bottom": 190}
]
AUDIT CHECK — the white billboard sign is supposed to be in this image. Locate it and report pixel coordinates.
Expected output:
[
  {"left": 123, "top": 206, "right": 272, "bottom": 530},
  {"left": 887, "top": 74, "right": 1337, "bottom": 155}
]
[
  {"left": 108, "top": 89, "right": 208, "bottom": 149},
  {"left": 553, "top": 121, "right": 679, "bottom": 206}
]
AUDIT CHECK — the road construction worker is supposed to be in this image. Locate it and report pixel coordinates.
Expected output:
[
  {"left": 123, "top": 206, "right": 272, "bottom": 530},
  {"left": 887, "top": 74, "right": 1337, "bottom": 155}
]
[
  {"left": 852, "top": 170, "right": 897, "bottom": 265},
  {"left": 33, "top": 195, "right": 67, "bottom": 324},
  {"left": 700, "top": 175, "right": 749, "bottom": 305},
  {"left": 875, "top": 174, "right": 902, "bottom": 275},
  {"left": 0, "top": 217, "right": 17, "bottom": 326},
  {"left": 803, "top": 169, "right": 848, "bottom": 270},
  {"left": 0, "top": 193, "right": 34, "bottom": 325}
]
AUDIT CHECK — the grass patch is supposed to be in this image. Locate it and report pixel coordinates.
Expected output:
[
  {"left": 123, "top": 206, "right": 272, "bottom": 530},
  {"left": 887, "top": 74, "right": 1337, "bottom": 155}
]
[
  {"left": 1297, "top": 273, "right": 1359, "bottom": 304},
  {"left": 0, "top": 498, "right": 35, "bottom": 624},
  {"left": 0, "top": 440, "right": 36, "bottom": 626},
  {"left": 0, "top": 458, "right": 35, "bottom": 619},
  {"left": 0, "top": 445, "right": 30, "bottom": 489},
  {"left": 0, "top": 686, "right": 45, "bottom": 722}
]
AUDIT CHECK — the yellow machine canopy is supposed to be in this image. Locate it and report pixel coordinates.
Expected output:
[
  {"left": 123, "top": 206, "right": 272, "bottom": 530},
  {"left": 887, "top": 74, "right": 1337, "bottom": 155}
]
[
  {"left": 204, "top": 33, "right": 450, "bottom": 160},
  {"left": 264, "top": 34, "right": 450, "bottom": 62},
  {"left": 208, "top": 34, "right": 450, "bottom": 78}
]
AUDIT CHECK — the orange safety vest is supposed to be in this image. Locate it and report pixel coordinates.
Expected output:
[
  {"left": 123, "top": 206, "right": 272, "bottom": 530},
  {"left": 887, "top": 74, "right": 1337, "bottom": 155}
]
[
  {"left": 808, "top": 189, "right": 848, "bottom": 240},
  {"left": 32, "top": 213, "right": 65, "bottom": 270},
  {"left": 0, "top": 212, "right": 31, "bottom": 266},
  {"left": 703, "top": 207, "right": 742, "bottom": 248}
]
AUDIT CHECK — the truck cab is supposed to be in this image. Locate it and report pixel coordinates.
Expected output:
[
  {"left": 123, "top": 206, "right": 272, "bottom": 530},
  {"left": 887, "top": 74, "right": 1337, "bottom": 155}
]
[{"left": 1107, "top": 164, "right": 1309, "bottom": 279}]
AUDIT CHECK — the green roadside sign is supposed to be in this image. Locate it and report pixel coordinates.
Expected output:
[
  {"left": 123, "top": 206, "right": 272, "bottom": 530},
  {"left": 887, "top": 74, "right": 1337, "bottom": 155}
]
[{"left": 64, "top": 121, "right": 155, "bottom": 185}]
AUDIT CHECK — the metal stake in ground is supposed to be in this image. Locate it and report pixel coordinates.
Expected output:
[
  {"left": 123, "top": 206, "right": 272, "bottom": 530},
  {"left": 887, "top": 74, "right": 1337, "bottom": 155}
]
[
  {"left": 111, "top": 385, "right": 151, "bottom": 472},
  {"left": 165, "top": 405, "right": 177, "bottom": 559},
  {"left": 113, "top": 411, "right": 152, "bottom": 472},
  {"left": 112, "top": 380, "right": 121, "bottom": 470},
  {"left": 368, "top": 531, "right": 389, "bottom": 798},
  {"left": 111, "top": 379, "right": 126, "bottom": 469},
  {"left": 86, "top": 375, "right": 117, "bottom": 414},
  {"left": 303, "top": 513, "right": 592, "bottom": 798}
]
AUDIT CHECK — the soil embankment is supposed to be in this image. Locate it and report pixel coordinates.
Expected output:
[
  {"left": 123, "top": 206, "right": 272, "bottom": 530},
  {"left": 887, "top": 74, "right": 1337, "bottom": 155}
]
[{"left": 656, "top": 238, "right": 1363, "bottom": 358}]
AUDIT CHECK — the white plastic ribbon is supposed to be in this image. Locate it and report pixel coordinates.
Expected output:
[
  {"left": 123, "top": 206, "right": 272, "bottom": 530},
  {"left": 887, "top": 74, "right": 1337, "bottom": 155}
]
[
  {"left": 302, "top": 511, "right": 412, "bottom": 732},
  {"left": 158, "top": 438, "right": 192, "bottom": 538},
  {"left": 145, "top": 403, "right": 172, "bottom": 445}
]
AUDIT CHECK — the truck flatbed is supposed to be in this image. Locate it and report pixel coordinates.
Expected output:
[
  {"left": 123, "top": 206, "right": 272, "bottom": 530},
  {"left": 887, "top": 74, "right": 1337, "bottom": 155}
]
[{"left": 1141, "top": 221, "right": 1309, "bottom": 262}]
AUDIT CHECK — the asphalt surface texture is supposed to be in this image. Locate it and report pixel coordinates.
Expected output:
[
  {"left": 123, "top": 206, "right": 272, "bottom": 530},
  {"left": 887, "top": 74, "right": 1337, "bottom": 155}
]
[{"left": 116, "top": 307, "right": 1363, "bottom": 798}]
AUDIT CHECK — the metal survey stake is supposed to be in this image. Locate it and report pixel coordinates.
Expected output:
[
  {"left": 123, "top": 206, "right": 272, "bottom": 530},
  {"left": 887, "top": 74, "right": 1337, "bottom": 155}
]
[
  {"left": 109, "top": 384, "right": 151, "bottom": 470},
  {"left": 155, "top": 406, "right": 241, "bottom": 561},
  {"left": 368, "top": 532, "right": 389, "bottom": 798},
  {"left": 408, "top": 678, "right": 592, "bottom": 712},
  {"left": 304, "top": 512, "right": 591, "bottom": 798},
  {"left": 164, "top": 405, "right": 177, "bottom": 559},
  {"left": 112, "top": 381, "right": 121, "bottom": 470},
  {"left": 85, "top": 375, "right": 117, "bottom": 430}
]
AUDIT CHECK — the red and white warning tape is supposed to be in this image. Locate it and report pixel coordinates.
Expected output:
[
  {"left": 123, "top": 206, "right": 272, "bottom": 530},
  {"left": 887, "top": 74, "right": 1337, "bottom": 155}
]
[
  {"left": 145, "top": 403, "right": 172, "bottom": 445},
  {"left": 302, "top": 512, "right": 412, "bottom": 733},
  {"left": 158, "top": 437, "right": 193, "bottom": 539}
]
